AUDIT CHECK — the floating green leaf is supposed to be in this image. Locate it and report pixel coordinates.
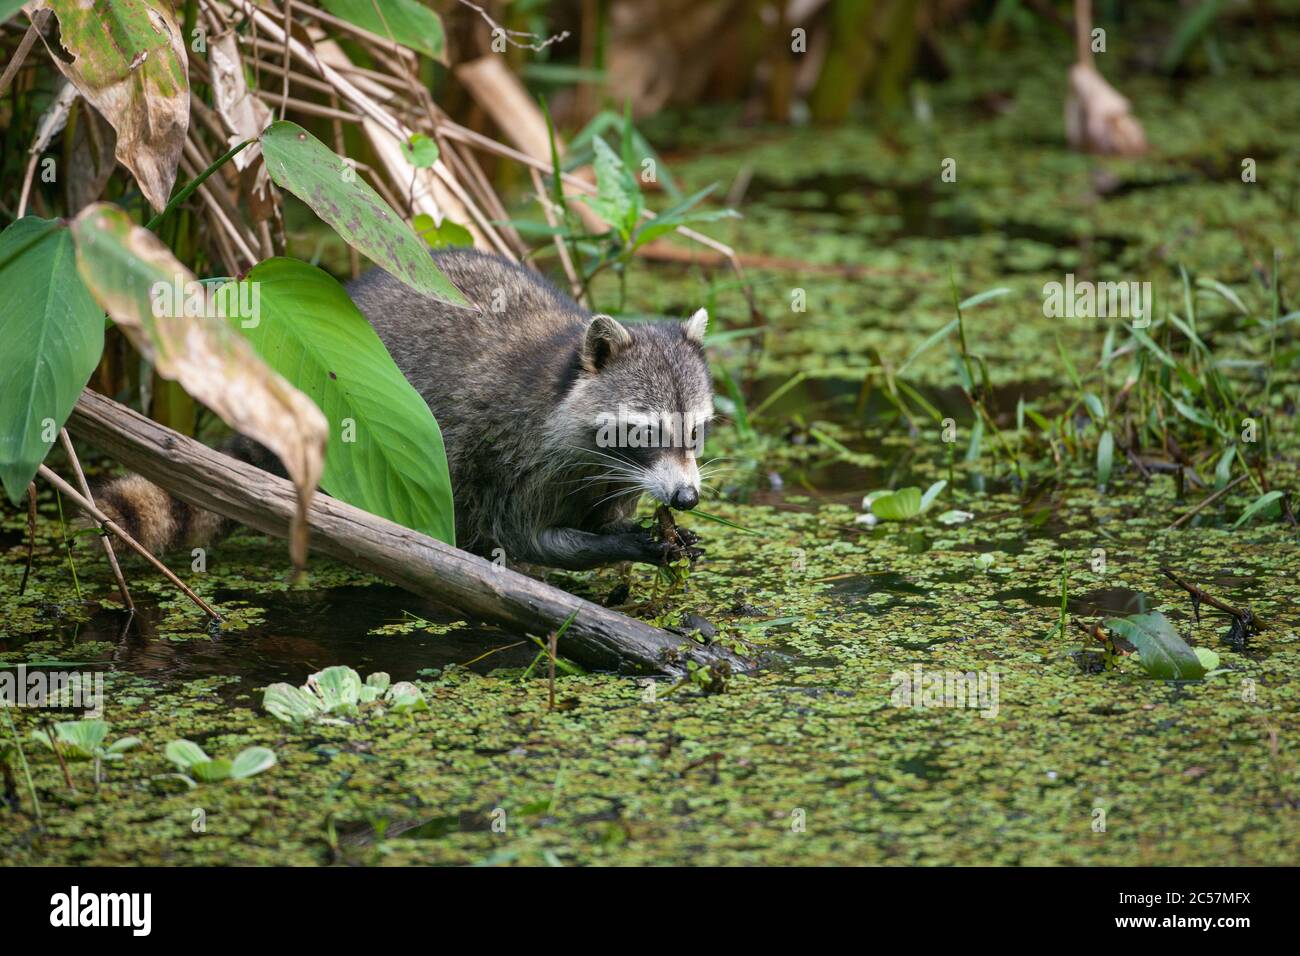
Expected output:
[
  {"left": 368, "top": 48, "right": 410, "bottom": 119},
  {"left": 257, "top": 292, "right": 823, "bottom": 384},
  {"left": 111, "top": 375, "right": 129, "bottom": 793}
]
[
  {"left": 32, "top": 720, "right": 138, "bottom": 761},
  {"left": 166, "top": 739, "right": 276, "bottom": 783},
  {"left": 263, "top": 665, "right": 428, "bottom": 724},
  {"left": 1105, "top": 611, "right": 1206, "bottom": 680},
  {"left": 229, "top": 747, "right": 277, "bottom": 780},
  {"left": 865, "top": 480, "right": 947, "bottom": 522}
]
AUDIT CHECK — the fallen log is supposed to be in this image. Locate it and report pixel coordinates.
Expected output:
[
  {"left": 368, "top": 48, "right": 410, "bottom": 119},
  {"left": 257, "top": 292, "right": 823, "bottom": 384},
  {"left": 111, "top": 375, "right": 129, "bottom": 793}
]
[{"left": 69, "top": 389, "right": 750, "bottom": 675}]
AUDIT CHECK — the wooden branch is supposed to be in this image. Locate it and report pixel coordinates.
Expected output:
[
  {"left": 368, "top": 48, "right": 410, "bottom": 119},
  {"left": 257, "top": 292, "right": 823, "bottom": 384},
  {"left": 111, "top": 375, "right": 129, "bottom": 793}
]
[
  {"left": 69, "top": 389, "right": 749, "bottom": 675},
  {"left": 1167, "top": 474, "right": 1247, "bottom": 529},
  {"left": 60, "top": 428, "right": 133, "bottom": 611},
  {"left": 1160, "top": 566, "right": 1264, "bottom": 634},
  {"left": 0, "top": 23, "right": 39, "bottom": 97}
]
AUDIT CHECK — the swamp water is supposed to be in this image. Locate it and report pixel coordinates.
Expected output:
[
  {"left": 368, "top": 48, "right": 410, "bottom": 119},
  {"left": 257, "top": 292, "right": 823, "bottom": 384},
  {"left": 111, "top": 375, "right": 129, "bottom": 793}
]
[{"left": 3, "top": 34, "right": 1299, "bottom": 864}]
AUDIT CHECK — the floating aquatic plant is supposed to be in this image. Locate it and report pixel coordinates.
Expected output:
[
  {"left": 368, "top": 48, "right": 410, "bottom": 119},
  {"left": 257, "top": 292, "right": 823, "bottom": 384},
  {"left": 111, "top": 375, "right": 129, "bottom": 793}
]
[
  {"left": 1105, "top": 612, "right": 1225, "bottom": 681},
  {"left": 862, "top": 480, "right": 947, "bottom": 522},
  {"left": 164, "top": 739, "right": 276, "bottom": 785},
  {"left": 31, "top": 719, "right": 140, "bottom": 762},
  {"left": 262, "top": 666, "right": 428, "bottom": 725}
]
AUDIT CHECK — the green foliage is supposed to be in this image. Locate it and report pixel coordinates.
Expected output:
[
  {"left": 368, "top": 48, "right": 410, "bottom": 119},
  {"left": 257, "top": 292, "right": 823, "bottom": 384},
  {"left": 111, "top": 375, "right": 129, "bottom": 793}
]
[
  {"left": 413, "top": 213, "right": 474, "bottom": 249},
  {"left": 583, "top": 137, "right": 645, "bottom": 241},
  {"left": 402, "top": 133, "right": 439, "bottom": 169},
  {"left": 231, "top": 258, "right": 456, "bottom": 544},
  {"left": 863, "top": 480, "right": 947, "bottom": 522},
  {"left": 531, "top": 103, "right": 737, "bottom": 312},
  {"left": 263, "top": 666, "right": 427, "bottom": 725},
  {"left": 1234, "top": 490, "right": 1284, "bottom": 528},
  {"left": 1162, "top": 0, "right": 1227, "bottom": 73},
  {"left": 31, "top": 720, "right": 139, "bottom": 761},
  {"left": 568, "top": 109, "right": 683, "bottom": 201},
  {"left": 320, "top": 0, "right": 447, "bottom": 63},
  {"left": 1105, "top": 612, "right": 1222, "bottom": 681},
  {"left": 0, "top": 218, "right": 105, "bottom": 503},
  {"left": 261, "top": 121, "right": 466, "bottom": 306},
  {"left": 165, "top": 739, "right": 276, "bottom": 785}
]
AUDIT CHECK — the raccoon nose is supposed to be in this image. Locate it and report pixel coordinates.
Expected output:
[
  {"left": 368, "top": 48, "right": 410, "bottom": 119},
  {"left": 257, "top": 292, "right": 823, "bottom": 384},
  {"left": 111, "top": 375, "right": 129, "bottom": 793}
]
[{"left": 671, "top": 486, "right": 699, "bottom": 511}]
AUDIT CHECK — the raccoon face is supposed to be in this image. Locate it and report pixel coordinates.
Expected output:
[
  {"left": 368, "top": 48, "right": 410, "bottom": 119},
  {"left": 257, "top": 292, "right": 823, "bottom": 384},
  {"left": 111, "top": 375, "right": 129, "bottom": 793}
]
[{"left": 563, "top": 309, "right": 714, "bottom": 511}]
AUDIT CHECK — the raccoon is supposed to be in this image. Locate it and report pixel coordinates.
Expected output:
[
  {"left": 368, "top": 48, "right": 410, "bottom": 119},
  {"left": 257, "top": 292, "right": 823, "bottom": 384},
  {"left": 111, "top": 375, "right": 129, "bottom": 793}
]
[{"left": 96, "top": 249, "right": 715, "bottom": 571}]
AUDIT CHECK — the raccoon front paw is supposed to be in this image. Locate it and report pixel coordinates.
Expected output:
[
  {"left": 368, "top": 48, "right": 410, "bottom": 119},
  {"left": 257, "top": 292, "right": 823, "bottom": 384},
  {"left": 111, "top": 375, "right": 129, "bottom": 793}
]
[
  {"left": 620, "top": 529, "right": 678, "bottom": 566},
  {"left": 675, "top": 525, "right": 701, "bottom": 548},
  {"left": 621, "top": 528, "right": 703, "bottom": 566}
]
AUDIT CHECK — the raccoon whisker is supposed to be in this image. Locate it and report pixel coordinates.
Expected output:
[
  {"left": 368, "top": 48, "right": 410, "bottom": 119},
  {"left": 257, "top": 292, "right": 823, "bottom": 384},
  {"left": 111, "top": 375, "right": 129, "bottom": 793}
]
[
  {"left": 588, "top": 482, "right": 651, "bottom": 512},
  {"left": 561, "top": 472, "right": 643, "bottom": 491},
  {"left": 560, "top": 463, "right": 644, "bottom": 481},
  {"left": 564, "top": 462, "right": 649, "bottom": 483},
  {"left": 563, "top": 445, "right": 639, "bottom": 468},
  {"left": 696, "top": 464, "right": 734, "bottom": 479}
]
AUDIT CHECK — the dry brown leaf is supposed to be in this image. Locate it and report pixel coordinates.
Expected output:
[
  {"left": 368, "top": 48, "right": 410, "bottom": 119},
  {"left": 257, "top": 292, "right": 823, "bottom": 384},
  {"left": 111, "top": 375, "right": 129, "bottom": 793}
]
[
  {"left": 26, "top": 0, "right": 190, "bottom": 211},
  {"left": 69, "top": 203, "right": 328, "bottom": 567},
  {"left": 209, "top": 30, "right": 273, "bottom": 169},
  {"left": 66, "top": 97, "right": 118, "bottom": 213}
]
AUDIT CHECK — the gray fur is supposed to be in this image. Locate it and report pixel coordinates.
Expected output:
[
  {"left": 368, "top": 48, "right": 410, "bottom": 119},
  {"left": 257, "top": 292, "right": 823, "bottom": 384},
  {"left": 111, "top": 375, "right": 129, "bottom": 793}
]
[
  {"left": 92, "top": 250, "right": 713, "bottom": 571},
  {"left": 347, "top": 248, "right": 714, "bottom": 570}
]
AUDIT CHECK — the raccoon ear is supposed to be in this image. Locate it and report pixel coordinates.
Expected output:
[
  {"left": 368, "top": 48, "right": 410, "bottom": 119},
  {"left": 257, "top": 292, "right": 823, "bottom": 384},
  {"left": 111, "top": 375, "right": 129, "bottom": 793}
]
[
  {"left": 582, "top": 314, "right": 632, "bottom": 372},
  {"left": 683, "top": 308, "right": 708, "bottom": 345}
]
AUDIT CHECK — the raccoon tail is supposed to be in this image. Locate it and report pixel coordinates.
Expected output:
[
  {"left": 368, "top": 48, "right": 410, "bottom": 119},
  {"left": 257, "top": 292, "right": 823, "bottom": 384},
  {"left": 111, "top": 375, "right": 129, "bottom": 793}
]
[{"left": 92, "top": 435, "right": 283, "bottom": 556}]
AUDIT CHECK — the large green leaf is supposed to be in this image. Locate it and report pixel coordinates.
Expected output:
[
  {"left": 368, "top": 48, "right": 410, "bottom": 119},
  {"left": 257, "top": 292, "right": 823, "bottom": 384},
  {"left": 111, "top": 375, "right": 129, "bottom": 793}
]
[
  {"left": 70, "top": 203, "right": 327, "bottom": 567},
  {"left": 0, "top": 217, "right": 104, "bottom": 503},
  {"left": 260, "top": 121, "right": 466, "bottom": 307},
  {"left": 231, "top": 259, "right": 455, "bottom": 544},
  {"left": 863, "top": 480, "right": 947, "bottom": 522},
  {"left": 320, "top": 0, "right": 447, "bottom": 63},
  {"left": 1105, "top": 612, "right": 1206, "bottom": 680},
  {"left": 1, "top": 2, "right": 28, "bottom": 24}
]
